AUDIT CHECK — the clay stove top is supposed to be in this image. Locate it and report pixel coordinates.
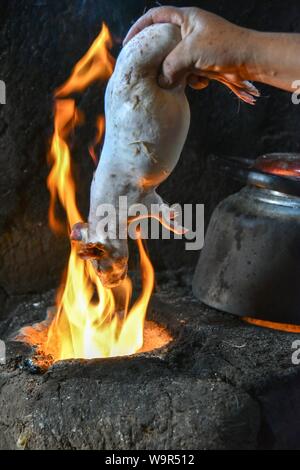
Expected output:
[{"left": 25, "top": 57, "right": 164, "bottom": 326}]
[{"left": 1, "top": 271, "right": 300, "bottom": 450}]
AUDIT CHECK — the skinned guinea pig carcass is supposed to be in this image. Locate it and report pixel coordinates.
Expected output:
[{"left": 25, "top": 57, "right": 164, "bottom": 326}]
[
  {"left": 71, "top": 24, "right": 190, "bottom": 287},
  {"left": 71, "top": 23, "right": 258, "bottom": 288}
]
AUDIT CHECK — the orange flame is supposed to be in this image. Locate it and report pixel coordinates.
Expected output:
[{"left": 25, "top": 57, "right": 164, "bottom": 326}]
[
  {"left": 44, "top": 235, "right": 154, "bottom": 360},
  {"left": 55, "top": 23, "right": 114, "bottom": 98},
  {"left": 243, "top": 317, "right": 300, "bottom": 333},
  {"left": 47, "top": 99, "right": 83, "bottom": 233},
  {"left": 89, "top": 115, "right": 105, "bottom": 166},
  {"left": 21, "top": 23, "right": 159, "bottom": 361}
]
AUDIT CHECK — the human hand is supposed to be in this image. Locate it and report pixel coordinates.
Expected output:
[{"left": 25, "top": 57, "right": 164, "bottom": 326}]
[{"left": 124, "top": 6, "right": 259, "bottom": 104}]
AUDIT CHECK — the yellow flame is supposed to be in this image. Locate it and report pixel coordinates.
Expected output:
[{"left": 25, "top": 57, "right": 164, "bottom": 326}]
[
  {"left": 44, "top": 234, "right": 154, "bottom": 359},
  {"left": 26, "top": 23, "right": 156, "bottom": 361},
  {"left": 47, "top": 99, "right": 83, "bottom": 233}
]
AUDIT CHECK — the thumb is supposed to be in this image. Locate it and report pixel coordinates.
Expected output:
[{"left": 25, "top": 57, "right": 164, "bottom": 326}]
[{"left": 158, "top": 39, "right": 192, "bottom": 89}]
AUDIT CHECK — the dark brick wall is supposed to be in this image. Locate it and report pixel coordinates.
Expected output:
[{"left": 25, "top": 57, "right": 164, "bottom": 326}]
[{"left": 0, "top": 0, "right": 299, "bottom": 295}]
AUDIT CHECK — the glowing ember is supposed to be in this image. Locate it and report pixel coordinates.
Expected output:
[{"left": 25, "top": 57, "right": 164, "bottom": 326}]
[
  {"left": 254, "top": 154, "right": 300, "bottom": 179},
  {"left": 89, "top": 116, "right": 105, "bottom": 166},
  {"left": 244, "top": 317, "right": 300, "bottom": 333},
  {"left": 17, "top": 23, "right": 171, "bottom": 361},
  {"left": 47, "top": 98, "right": 83, "bottom": 234},
  {"left": 16, "top": 318, "right": 172, "bottom": 365}
]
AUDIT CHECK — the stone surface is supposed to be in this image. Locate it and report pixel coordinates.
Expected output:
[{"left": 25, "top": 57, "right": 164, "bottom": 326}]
[
  {"left": 1, "top": 0, "right": 300, "bottom": 295},
  {"left": 0, "top": 273, "right": 300, "bottom": 450}
]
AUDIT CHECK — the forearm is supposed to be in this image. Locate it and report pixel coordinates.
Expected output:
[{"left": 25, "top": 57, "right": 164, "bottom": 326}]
[{"left": 245, "top": 31, "right": 300, "bottom": 91}]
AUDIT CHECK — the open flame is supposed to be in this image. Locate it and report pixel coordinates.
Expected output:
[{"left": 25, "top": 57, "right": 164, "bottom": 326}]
[
  {"left": 47, "top": 98, "right": 83, "bottom": 234},
  {"left": 44, "top": 234, "right": 154, "bottom": 360},
  {"left": 243, "top": 317, "right": 300, "bottom": 333},
  {"left": 18, "top": 23, "right": 170, "bottom": 361}
]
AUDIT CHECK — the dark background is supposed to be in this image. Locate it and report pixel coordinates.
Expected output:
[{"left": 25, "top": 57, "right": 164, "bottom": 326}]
[{"left": 0, "top": 0, "right": 299, "bottom": 301}]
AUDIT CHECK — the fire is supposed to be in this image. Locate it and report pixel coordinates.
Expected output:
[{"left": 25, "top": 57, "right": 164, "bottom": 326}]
[
  {"left": 18, "top": 23, "right": 164, "bottom": 361},
  {"left": 47, "top": 99, "right": 83, "bottom": 234},
  {"left": 89, "top": 115, "right": 105, "bottom": 166},
  {"left": 48, "top": 23, "right": 114, "bottom": 233},
  {"left": 243, "top": 317, "right": 300, "bottom": 333},
  {"left": 55, "top": 23, "right": 114, "bottom": 97},
  {"left": 45, "top": 235, "right": 154, "bottom": 360}
]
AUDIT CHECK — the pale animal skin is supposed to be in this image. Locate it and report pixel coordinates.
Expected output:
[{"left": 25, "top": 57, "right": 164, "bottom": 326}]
[{"left": 71, "top": 24, "right": 191, "bottom": 287}]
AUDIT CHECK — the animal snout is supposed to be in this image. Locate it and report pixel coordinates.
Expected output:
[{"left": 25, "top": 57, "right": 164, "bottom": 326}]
[
  {"left": 70, "top": 222, "right": 128, "bottom": 288},
  {"left": 92, "top": 257, "right": 128, "bottom": 288}
]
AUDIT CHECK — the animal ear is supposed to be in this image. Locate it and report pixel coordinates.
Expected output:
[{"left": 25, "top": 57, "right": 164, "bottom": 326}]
[{"left": 78, "top": 242, "right": 106, "bottom": 260}]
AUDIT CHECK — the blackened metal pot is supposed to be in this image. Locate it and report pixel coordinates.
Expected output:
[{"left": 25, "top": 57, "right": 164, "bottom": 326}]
[{"left": 193, "top": 154, "right": 300, "bottom": 324}]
